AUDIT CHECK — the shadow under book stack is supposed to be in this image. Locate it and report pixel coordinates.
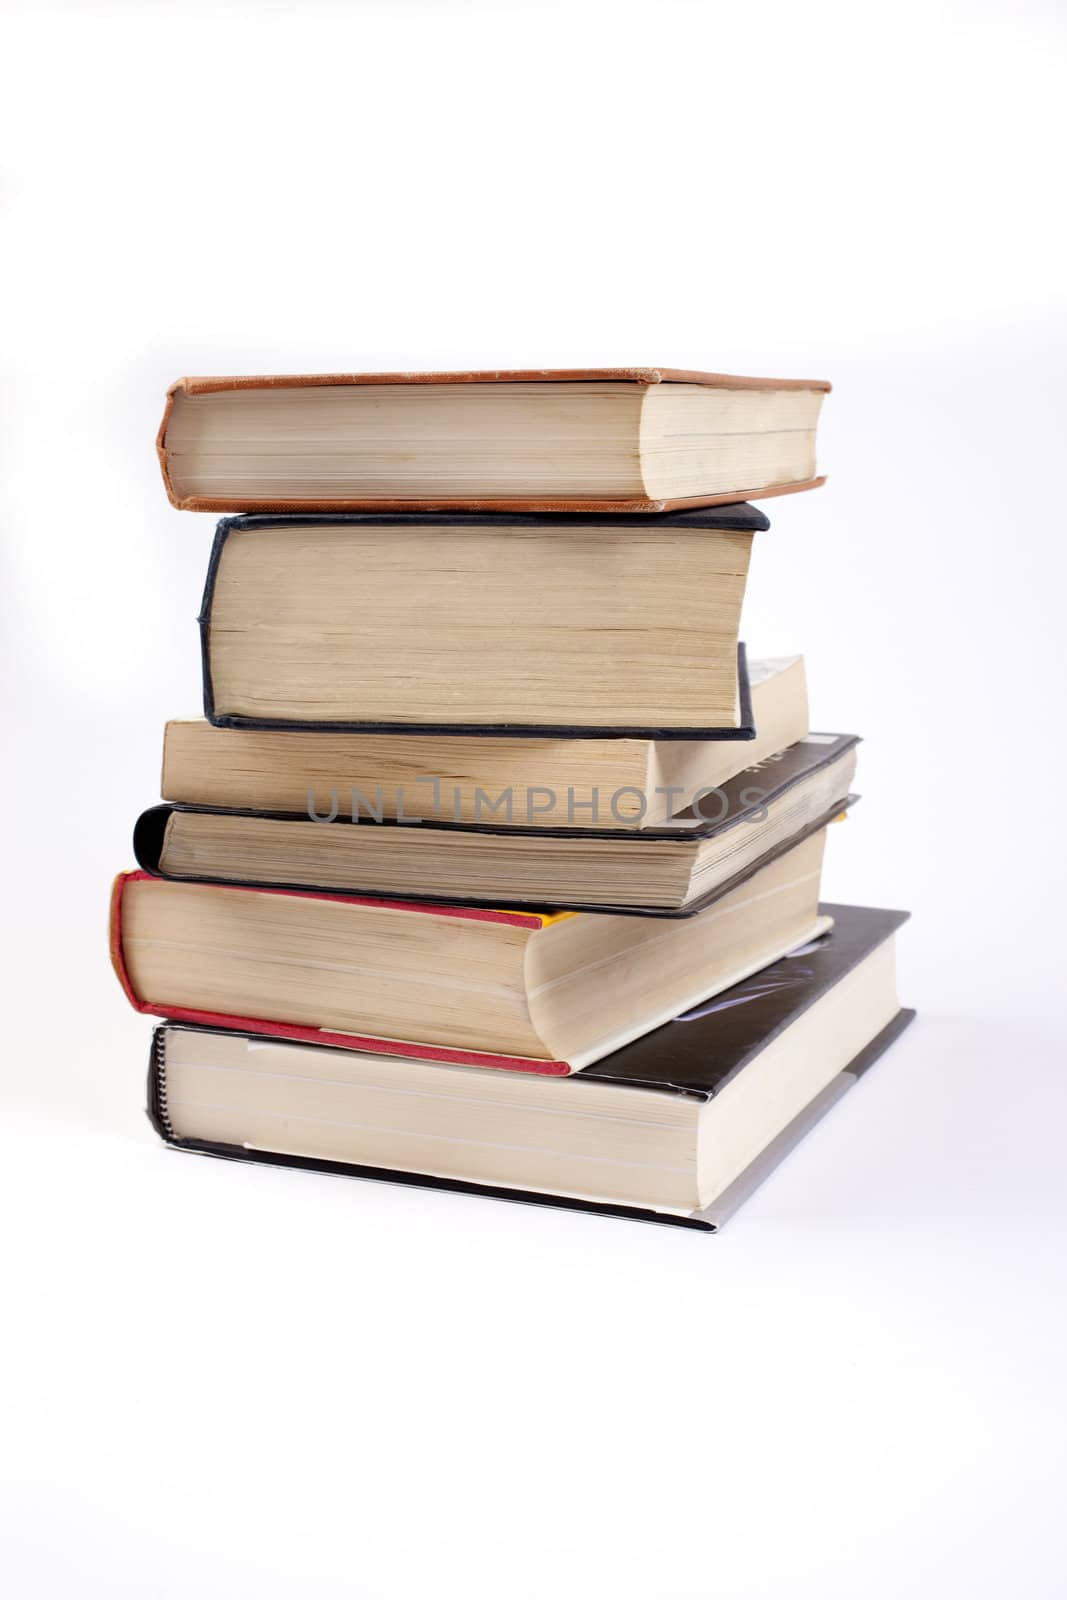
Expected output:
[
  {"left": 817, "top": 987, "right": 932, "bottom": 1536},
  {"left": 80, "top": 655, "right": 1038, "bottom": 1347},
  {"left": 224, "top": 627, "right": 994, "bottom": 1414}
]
[{"left": 111, "top": 367, "right": 914, "bottom": 1230}]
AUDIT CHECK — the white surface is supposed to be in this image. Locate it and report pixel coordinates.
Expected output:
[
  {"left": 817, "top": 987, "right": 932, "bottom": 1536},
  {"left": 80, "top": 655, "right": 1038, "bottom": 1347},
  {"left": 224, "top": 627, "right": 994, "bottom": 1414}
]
[{"left": 2, "top": 1, "right": 1066, "bottom": 1594}]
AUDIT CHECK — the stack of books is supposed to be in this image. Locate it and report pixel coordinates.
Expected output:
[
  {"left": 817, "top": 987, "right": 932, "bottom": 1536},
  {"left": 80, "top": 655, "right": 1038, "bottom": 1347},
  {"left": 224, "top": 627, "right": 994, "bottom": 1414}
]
[{"left": 111, "top": 366, "right": 913, "bottom": 1230}]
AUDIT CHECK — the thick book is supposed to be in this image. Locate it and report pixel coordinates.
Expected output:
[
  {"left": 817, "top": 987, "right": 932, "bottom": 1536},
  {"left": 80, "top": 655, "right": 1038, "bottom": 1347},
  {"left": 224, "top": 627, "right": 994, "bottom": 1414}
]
[
  {"left": 111, "top": 828, "right": 831, "bottom": 1075},
  {"left": 163, "top": 654, "right": 809, "bottom": 830},
  {"left": 158, "top": 368, "right": 830, "bottom": 514},
  {"left": 147, "top": 903, "right": 913, "bottom": 1229},
  {"left": 199, "top": 511, "right": 763, "bottom": 737},
  {"left": 134, "top": 733, "right": 858, "bottom": 914}
]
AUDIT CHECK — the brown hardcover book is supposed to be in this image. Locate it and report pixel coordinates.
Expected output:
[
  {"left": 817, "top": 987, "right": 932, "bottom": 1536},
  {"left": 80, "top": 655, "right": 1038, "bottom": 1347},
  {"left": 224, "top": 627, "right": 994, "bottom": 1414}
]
[{"left": 157, "top": 367, "right": 830, "bottom": 513}]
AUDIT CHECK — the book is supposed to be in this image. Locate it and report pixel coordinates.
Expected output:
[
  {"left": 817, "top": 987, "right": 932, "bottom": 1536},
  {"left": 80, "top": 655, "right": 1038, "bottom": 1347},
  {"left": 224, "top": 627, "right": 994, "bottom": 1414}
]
[
  {"left": 158, "top": 368, "right": 830, "bottom": 514},
  {"left": 199, "top": 510, "right": 764, "bottom": 737},
  {"left": 111, "top": 828, "right": 830, "bottom": 1074},
  {"left": 161, "top": 654, "right": 810, "bottom": 831},
  {"left": 147, "top": 903, "right": 912, "bottom": 1228},
  {"left": 134, "top": 733, "right": 857, "bottom": 914}
]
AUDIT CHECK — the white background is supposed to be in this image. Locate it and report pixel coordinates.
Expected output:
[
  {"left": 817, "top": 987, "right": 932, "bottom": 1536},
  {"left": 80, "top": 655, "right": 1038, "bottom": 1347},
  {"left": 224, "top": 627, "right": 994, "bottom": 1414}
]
[{"left": 2, "top": 0, "right": 1066, "bottom": 1593}]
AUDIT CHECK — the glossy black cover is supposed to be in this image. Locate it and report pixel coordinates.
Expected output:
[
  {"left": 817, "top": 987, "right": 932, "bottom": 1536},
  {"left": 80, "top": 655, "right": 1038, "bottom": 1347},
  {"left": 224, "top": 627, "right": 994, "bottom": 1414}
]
[
  {"left": 147, "top": 905, "right": 914, "bottom": 1230},
  {"left": 583, "top": 902, "right": 910, "bottom": 1091},
  {"left": 199, "top": 512, "right": 765, "bottom": 739}
]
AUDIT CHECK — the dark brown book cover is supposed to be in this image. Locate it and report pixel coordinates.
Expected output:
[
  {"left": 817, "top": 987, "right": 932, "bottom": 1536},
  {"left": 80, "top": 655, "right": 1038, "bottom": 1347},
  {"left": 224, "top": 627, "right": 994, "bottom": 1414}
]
[{"left": 158, "top": 368, "right": 830, "bottom": 513}]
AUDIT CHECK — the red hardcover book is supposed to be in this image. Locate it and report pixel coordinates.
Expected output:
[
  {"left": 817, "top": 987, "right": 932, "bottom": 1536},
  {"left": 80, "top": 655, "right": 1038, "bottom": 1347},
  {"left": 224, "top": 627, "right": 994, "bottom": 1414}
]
[{"left": 110, "top": 825, "right": 831, "bottom": 1075}]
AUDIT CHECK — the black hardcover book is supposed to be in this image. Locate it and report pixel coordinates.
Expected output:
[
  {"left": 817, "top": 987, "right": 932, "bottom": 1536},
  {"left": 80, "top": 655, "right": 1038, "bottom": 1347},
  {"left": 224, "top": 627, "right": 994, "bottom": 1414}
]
[
  {"left": 133, "top": 733, "right": 859, "bottom": 917},
  {"left": 147, "top": 904, "right": 914, "bottom": 1230},
  {"left": 199, "top": 509, "right": 767, "bottom": 738}
]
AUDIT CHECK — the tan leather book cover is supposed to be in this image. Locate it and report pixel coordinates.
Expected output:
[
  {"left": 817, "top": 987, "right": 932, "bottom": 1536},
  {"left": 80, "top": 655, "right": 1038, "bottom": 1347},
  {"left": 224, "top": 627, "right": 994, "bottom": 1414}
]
[{"left": 158, "top": 367, "right": 830, "bottom": 513}]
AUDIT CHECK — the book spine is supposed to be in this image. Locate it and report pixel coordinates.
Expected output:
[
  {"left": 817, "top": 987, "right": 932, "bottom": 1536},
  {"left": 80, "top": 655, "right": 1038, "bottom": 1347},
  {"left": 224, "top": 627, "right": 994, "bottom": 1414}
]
[
  {"left": 147, "top": 1028, "right": 175, "bottom": 1142},
  {"left": 155, "top": 382, "right": 181, "bottom": 507}
]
